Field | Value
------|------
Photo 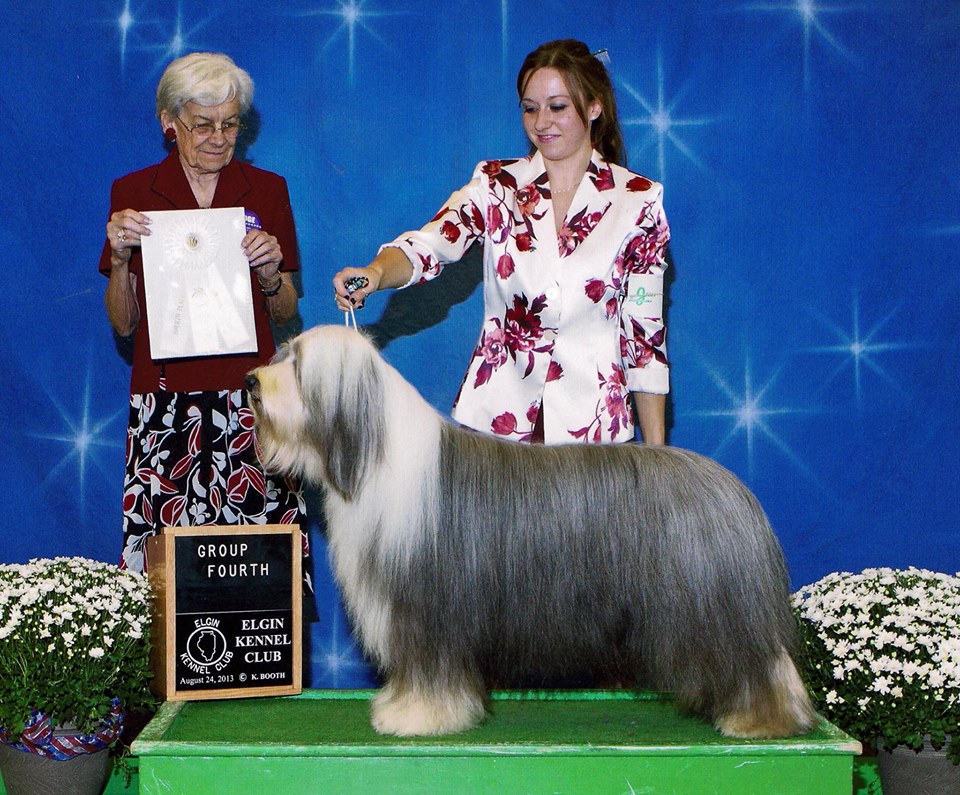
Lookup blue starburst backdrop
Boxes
[1,1,957,688]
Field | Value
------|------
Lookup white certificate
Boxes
[140,207,257,360]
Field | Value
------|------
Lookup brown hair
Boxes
[517,39,625,166]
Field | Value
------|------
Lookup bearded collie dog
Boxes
[246,325,816,738]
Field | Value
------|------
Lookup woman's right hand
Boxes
[107,209,151,263]
[333,266,381,311]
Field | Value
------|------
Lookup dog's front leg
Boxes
[371,670,487,736]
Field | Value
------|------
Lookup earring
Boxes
[164,127,176,142]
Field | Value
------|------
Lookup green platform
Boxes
[130,689,861,794]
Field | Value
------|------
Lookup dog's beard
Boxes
[248,361,315,481]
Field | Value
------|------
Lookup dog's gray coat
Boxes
[248,325,816,737]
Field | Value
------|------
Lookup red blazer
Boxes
[99,150,300,393]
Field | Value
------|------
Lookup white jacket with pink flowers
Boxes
[385,149,670,444]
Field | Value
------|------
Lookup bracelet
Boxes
[260,275,283,297]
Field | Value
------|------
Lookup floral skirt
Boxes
[120,389,309,588]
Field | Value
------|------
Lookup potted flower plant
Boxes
[793,566,960,794]
[0,557,154,794]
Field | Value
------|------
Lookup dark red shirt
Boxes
[99,150,300,393]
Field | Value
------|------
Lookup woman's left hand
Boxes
[243,229,283,282]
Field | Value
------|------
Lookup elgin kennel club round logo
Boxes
[181,617,234,674]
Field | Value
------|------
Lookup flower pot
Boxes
[877,736,960,795]
[0,742,110,795]
[0,701,124,795]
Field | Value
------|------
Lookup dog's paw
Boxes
[715,650,818,738]
[371,682,486,736]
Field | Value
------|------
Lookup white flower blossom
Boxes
[873,676,892,694]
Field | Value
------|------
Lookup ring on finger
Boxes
[117,230,126,242]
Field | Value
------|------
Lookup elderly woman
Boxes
[335,39,670,445]
[99,52,307,576]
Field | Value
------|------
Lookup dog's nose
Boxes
[244,372,259,391]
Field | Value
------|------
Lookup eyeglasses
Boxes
[174,116,246,140]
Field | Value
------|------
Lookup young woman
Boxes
[334,39,670,446]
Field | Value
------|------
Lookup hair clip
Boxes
[591,48,610,65]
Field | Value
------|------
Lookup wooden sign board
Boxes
[147,525,302,701]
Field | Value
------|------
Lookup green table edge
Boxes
[132,689,862,759]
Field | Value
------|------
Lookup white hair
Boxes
[247,325,817,739]
[156,52,253,117]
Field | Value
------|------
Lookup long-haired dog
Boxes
[246,325,816,738]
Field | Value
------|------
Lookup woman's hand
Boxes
[333,266,382,311]
[107,209,151,263]
[242,228,297,323]
[104,208,146,336]
[243,229,283,284]
[332,248,413,311]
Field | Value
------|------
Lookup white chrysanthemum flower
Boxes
[873,676,892,694]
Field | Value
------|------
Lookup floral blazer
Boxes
[386,150,670,444]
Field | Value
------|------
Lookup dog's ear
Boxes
[301,332,386,500]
